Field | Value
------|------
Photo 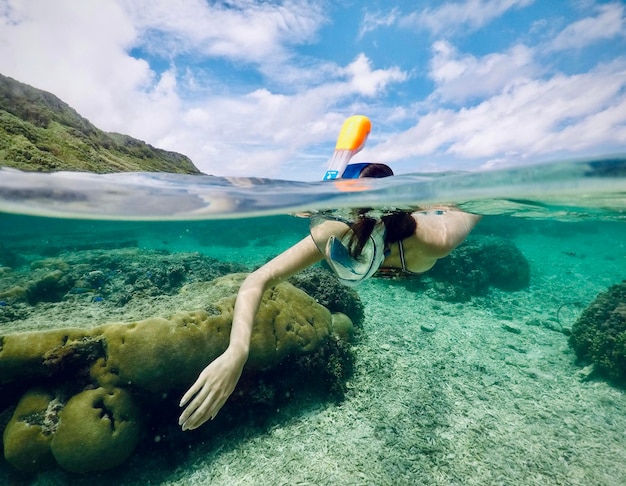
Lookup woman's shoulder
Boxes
[407,208,481,257]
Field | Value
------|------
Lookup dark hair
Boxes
[381,211,417,244]
[358,163,394,178]
[348,164,417,257]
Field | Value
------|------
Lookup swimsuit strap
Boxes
[374,240,422,279]
[398,239,408,272]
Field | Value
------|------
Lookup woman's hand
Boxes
[178,346,247,431]
[178,235,322,431]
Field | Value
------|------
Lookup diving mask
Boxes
[310,214,387,286]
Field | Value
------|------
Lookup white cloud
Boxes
[366,60,626,168]
[344,54,408,96]
[161,54,408,178]
[429,40,535,103]
[1,0,624,181]
[121,0,326,65]
[549,2,626,51]
[0,0,162,133]
[0,0,410,178]
[402,0,535,34]
[358,8,399,39]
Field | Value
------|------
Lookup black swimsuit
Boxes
[375,240,422,278]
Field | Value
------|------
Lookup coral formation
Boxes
[289,267,365,326]
[0,274,354,474]
[569,281,626,383]
[3,388,58,472]
[427,236,530,301]
[51,387,142,474]
[0,249,248,320]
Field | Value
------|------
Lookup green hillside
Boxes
[0,74,201,174]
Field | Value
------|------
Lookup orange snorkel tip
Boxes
[323,115,372,180]
[334,115,371,152]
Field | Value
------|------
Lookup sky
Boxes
[1,0,625,180]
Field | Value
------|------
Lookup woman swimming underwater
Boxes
[178,161,482,431]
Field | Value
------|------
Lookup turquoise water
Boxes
[1,159,625,485]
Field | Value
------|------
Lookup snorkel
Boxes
[315,115,388,286]
[323,115,371,181]
[324,221,387,286]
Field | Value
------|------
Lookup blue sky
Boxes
[1,0,625,180]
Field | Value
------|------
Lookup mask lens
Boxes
[310,213,386,286]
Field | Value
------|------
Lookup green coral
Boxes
[427,236,530,301]
[51,387,142,474]
[0,328,91,384]
[90,312,232,393]
[569,282,626,383]
[0,250,248,311]
[0,275,355,473]
[289,267,365,326]
[3,388,58,472]
[4,386,142,474]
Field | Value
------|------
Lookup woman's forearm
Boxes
[226,235,324,360]
[227,272,266,358]
[179,234,325,430]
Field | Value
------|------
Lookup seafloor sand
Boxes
[1,216,625,485]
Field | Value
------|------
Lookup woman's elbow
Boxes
[439,213,481,255]
[243,268,269,289]
[429,241,459,260]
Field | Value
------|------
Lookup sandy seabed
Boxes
[1,219,625,486]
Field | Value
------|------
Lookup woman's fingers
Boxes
[179,378,202,407]
[179,375,226,430]
[179,378,211,426]
[180,402,206,430]
[184,394,217,430]
[187,387,212,425]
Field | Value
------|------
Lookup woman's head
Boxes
[341,162,394,179]
[345,163,416,258]
[313,162,416,285]
[358,163,394,178]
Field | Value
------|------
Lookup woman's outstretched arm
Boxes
[178,233,325,431]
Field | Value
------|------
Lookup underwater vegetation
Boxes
[0,249,249,323]
[0,274,356,474]
[0,234,534,477]
[569,281,626,383]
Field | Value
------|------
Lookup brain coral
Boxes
[0,274,354,474]
[50,387,142,474]
[3,388,58,472]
